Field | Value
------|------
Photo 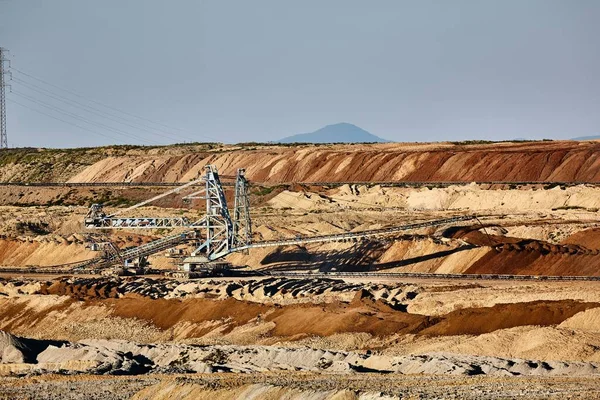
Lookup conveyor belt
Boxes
[233,215,476,251]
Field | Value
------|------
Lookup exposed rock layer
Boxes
[4,141,600,183]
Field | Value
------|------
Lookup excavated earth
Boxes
[1,140,600,183]
[62,141,600,183]
[4,141,600,398]
[4,276,600,398]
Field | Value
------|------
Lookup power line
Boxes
[8,98,127,145]
[11,90,158,145]
[10,90,159,145]
[10,66,221,142]
[0,47,9,148]
[11,76,192,143]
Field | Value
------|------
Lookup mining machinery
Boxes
[83,165,251,276]
[81,164,477,277]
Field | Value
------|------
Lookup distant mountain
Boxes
[572,135,600,140]
[277,123,390,144]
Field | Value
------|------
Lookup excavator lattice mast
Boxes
[83,165,251,268]
[191,165,234,260]
[232,168,252,250]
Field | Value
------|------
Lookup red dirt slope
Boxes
[65,141,600,183]
[451,227,600,277]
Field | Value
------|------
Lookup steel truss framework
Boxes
[232,168,252,250]
[81,164,478,271]
[84,165,252,262]
[192,165,234,259]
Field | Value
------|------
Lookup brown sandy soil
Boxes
[128,375,600,400]
[0,293,435,341]
[3,141,600,184]
[6,143,600,397]
[3,175,600,276]
[4,275,600,397]
[2,277,600,359]
[0,185,188,208]
[562,227,600,250]
[0,232,156,267]
[419,300,598,336]
[3,373,600,399]
[53,141,600,183]
[2,202,600,277]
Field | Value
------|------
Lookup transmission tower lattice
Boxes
[0,47,8,149]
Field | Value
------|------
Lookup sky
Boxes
[1,0,600,147]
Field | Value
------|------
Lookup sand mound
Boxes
[559,307,600,332]
[4,333,600,377]
[405,185,600,211]
[4,278,599,345]
[563,228,600,251]
[421,301,599,336]
[133,382,368,400]
[0,331,27,363]
[0,237,95,267]
[269,191,338,210]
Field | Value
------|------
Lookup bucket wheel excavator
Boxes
[82,165,252,277]
[80,164,478,278]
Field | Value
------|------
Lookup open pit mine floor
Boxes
[3,373,600,399]
[4,276,600,398]
[7,142,600,398]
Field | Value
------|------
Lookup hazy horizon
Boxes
[2,1,600,148]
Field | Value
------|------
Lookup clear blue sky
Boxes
[2,0,599,147]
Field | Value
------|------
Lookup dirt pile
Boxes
[244,230,600,277]
[4,373,600,400]
[420,301,599,336]
[441,227,600,276]
[462,247,600,276]
[32,276,419,307]
[559,308,600,332]
[0,237,94,267]
[0,331,67,367]
[170,277,419,306]
[39,277,181,300]
[401,184,600,211]
[562,228,600,250]
[6,277,600,379]
[3,331,600,378]
[2,277,599,346]
[267,184,600,213]
[0,331,28,363]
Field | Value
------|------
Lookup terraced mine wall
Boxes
[3,141,600,183]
